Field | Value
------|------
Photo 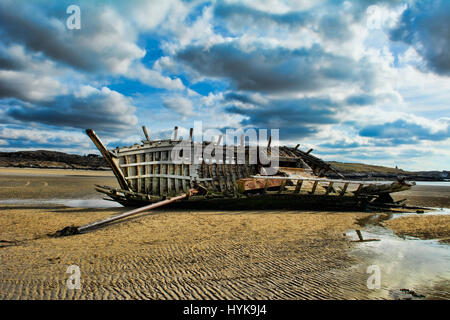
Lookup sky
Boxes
[0,0,448,171]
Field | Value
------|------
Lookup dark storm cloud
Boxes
[4,88,137,134]
[214,3,312,29]
[359,119,450,141]
[214,1,404,41]
[0,1,143,73]
[224,95,340,139]
[390,0,450,75]
[177,43,378,93]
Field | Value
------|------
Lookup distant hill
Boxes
[0,150,108,170]
[0,150,447,180]
[327,161,448,181]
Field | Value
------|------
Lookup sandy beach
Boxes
[0,168,449,299]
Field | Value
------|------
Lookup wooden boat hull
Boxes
[86,128,414,208]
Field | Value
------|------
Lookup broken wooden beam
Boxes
[325,181,334,195]
[294,180,303,193]
[78,189,196,233]
[310,180,319,194]
[86,129,130,191]
[340,182,349,196]
[142,126,150,141]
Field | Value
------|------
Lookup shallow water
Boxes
[0,198,123,208]
[414,181,450,187]
[388,207,450,220]
[348,212,450,299]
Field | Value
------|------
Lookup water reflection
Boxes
[348,224,450,299]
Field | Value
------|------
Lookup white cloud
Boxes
[0,70,65,102]
[127,63,185,90]
[162,95,194,117]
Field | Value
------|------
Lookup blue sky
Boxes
[0,0,448,170]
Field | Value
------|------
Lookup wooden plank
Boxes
[153,151,159,196]
[294,180,303,193]
[118,145,181,157]
[174,164,180,194]
[168,160,174,196]
[310,180,319,194]
[207,164,218,192]
[215,162,226,192]
[201,162,212,192]
[121,160,190,167]
[237,178,283,192]
[160,151,167,196]
[124,155,133,190]
[145,152,151,194]
[278,179,286,193]
[340,182,349,196]
[249,176,390,185]
[182,164,187,192]
[354,183,363,195]
[325,181,334,195]
[136,154,143,193]
[221,162,231,193]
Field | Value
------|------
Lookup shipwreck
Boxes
[53,126,415,235]
[86,126,414,209]
[50,126,414,236]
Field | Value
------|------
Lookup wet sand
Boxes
[0,168,449,299]
[392,184,450,208]
[384,215,450,243]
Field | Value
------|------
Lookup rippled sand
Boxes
[1,204,379,299]
[0,168,448,299]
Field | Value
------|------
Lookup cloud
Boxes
[214,2,312,30]
[127,63,185,90]
[0,70,64,102]
[319,140,365,149]
[359,118,450,142]
[5,86,138,134]
[162,95,194,117]
[0,126,90,150]
[0,1,145,74]
[0,0,448,170]
[224,94,340,139]
[177,42,378,93]
[389,0,450,75]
